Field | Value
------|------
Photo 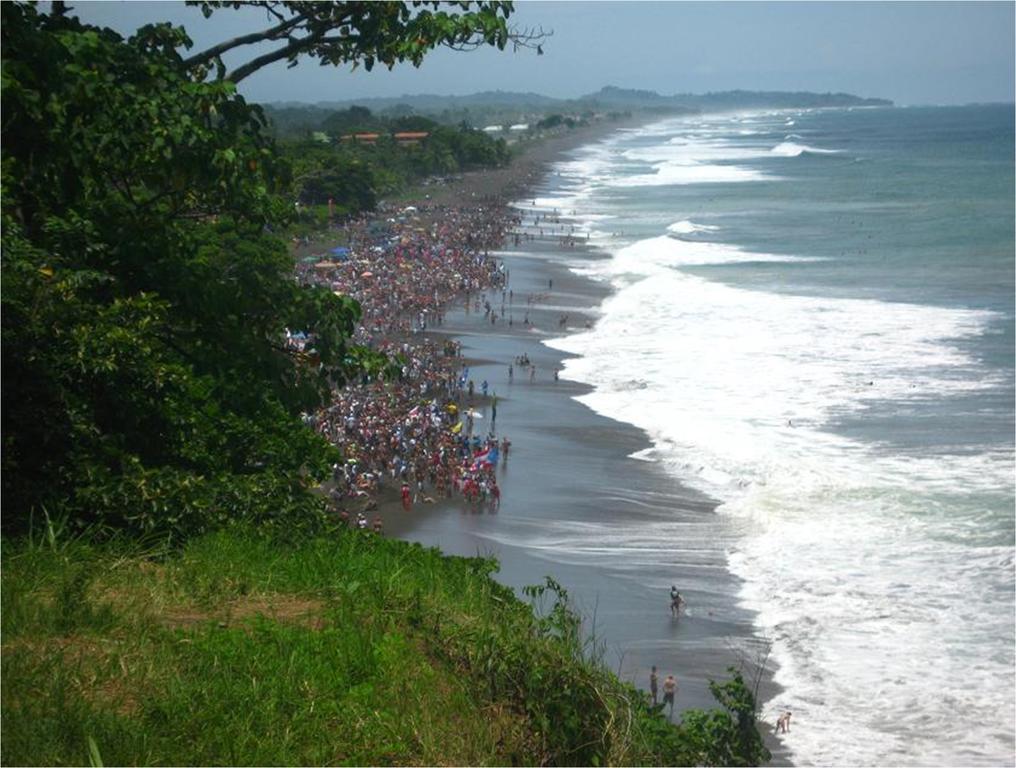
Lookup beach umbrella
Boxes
[360,271,374,278]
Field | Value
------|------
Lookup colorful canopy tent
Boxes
[330,246,351,260]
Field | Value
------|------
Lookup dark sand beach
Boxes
[384,239,777,712]
[364,123,786,755]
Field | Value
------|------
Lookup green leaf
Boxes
[86,735,104,768]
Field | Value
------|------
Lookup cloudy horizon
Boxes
[67,1,1015,107]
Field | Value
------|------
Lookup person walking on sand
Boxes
[650,666,659,706]
[401,482,412,511]
[663,674,677,719]
[670,586,684,617]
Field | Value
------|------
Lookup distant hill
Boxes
[267,86,892,116]
[262,86,892,137]
[578,85,893,109]
[577,85,675,105]
[274,89,562,113]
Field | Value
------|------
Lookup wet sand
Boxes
[382,245,782,717]
[367,125,789,761]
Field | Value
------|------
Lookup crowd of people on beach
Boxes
[309,345,507,517]
[292,200,521,530]
[294,204,518,340]
[286,192,592,533]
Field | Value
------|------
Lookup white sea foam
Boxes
[608,163,772,186]
[579,235,819,281]
[546,260,1012,765]
[576,117,795,187]
[771,141,842,157]
[667,220,720,235]
[532,109,1014,766]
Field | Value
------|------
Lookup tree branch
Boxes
[226,25,546,84]
[263,4,288,23]
[225,38,315,84]
[181,11,307,70]
[209,5,550,86]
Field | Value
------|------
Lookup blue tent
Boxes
[330,246,351,260]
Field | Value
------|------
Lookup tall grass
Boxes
[2,526,766,766]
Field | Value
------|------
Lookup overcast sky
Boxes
[69,1,1015,106]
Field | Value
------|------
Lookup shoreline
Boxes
[292,102,1016,768]
[367,117,635,537]
[379,120,789,760]
[302,115,788,762]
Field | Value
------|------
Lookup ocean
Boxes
[537,104,1015,766]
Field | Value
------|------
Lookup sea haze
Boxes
[542,104,1015,766]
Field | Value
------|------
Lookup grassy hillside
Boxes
[2,524,768,766]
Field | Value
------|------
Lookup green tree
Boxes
[678,668,772,766]
[537,113,564,129]
[181,1,546,83]
[320,105,380,136]
[297,156,377,210]
[1,1,541,538]
[392,114,440,132]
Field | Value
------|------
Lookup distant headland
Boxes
[262,86,892,139]
[270,85,893,112]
